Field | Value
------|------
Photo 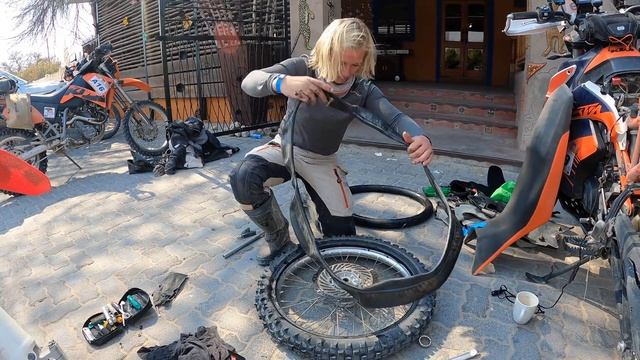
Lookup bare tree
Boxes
[1,52,42,73]
[8,0,83,41]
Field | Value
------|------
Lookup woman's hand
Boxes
[402,131,433,166]
[628,163,640,183]
[280,76,333,105]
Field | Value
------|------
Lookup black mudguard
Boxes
[472,85,573,275]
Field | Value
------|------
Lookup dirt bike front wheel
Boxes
[0,128,48,196]
[123,100,169,156]
[256,235,435,359]
[102,104,122,140]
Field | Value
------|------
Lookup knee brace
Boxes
[229,155,290,207]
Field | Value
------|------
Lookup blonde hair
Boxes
[308,18,376,82]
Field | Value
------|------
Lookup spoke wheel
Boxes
[123,100,169,156]
[256,235,435,359]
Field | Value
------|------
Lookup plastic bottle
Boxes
[250,133,263,139]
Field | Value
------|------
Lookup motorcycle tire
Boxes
[350,184,434,229]
[101,104,122,140]
[256,235,435,360]
[123,100,169,156]
[0,128,48,196]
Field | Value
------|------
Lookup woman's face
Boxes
[336,48,365,84]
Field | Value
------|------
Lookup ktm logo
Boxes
[573,103,602,117]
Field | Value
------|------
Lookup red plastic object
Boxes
[0,149,51,195]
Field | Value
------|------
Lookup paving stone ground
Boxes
[0,132,621,359]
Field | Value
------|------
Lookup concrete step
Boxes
[377,81,517,108]
[375,81,518,140]
[415,116,518,140]
[343,119,524,166]
[390,95,517,123]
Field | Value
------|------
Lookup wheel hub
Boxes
[316,263,374,306]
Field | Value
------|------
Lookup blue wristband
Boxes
[274,74,285,94]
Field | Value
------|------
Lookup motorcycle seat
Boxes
[0,78,17,94]
[29,83,69,105]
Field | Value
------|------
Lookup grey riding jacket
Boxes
[241,56,425,156]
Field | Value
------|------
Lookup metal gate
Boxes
[158,0,290,135]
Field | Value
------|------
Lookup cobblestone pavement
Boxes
[0,132,621,359]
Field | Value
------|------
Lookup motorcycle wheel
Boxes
[0,128,48,196]
[123,100,169,156]
[256,235,435,359]
[101,104,122,140]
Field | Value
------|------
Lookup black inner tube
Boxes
[350,184,433,229]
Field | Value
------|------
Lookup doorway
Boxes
[440,0,487,83]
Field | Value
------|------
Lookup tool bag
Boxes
[81,288,153,346]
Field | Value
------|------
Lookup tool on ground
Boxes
[449,349,479,360]
[223,231,265,259]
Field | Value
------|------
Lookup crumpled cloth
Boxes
[137,325,244,360]
[152,272,188,306]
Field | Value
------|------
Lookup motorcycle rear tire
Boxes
[256,235,435,359]
[0,128,48,196]
[123,100,169,156]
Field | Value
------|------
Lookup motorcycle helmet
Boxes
[184,116,204,138]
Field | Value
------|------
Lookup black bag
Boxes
[82,288,153,346]
[580,13,639,44]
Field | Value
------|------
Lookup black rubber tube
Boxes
[350,184,434,229]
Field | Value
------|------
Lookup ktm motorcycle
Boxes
[472,1,640,358]
[63,61,121,140]
[0,43,169,194]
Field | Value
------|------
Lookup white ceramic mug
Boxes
[512,291,539,325]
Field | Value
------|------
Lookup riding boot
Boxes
[244,195,293,266]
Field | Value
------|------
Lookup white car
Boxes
[0,70,64,94]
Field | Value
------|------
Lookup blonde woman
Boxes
[230,18,433,265]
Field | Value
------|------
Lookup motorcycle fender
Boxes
[472,85,573,275]
[119,78,151,93]
[0,149,51,195]
[546,65,576,98]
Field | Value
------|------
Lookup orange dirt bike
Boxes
[473,1,640,358]
[0,43,169,189]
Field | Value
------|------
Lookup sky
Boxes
[0,2,94,66]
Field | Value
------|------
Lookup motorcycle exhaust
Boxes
[68,115,101,125]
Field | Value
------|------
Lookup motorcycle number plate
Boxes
[88,75,109,96]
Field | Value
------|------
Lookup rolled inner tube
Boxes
[350,184,433,229]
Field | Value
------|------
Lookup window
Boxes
[372,0,416,41]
